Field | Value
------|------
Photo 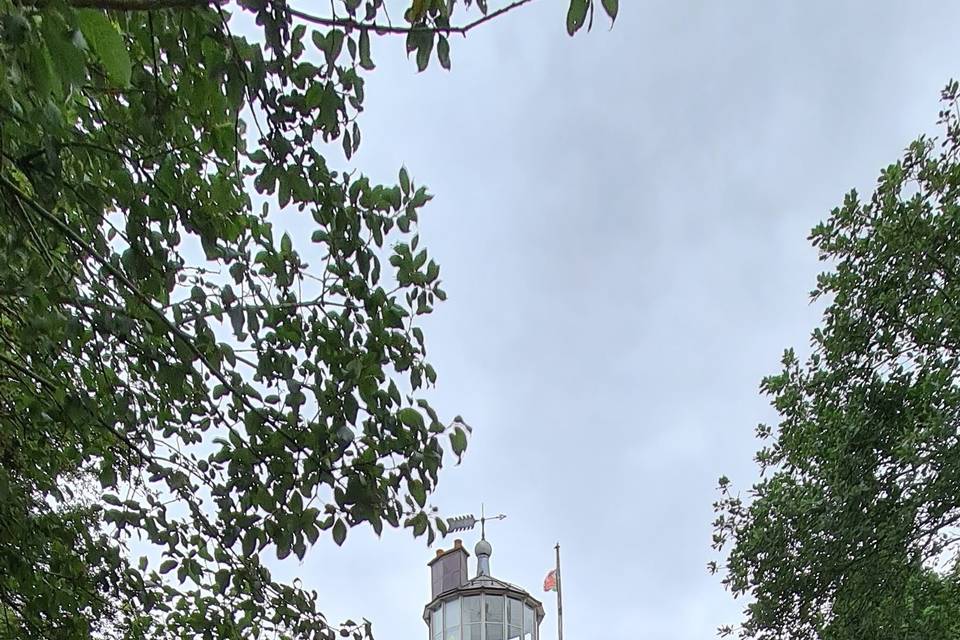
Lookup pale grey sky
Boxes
[256,2,960,638]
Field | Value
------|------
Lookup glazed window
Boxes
[431,607,442,640]
[523,605,535,640]
[507,598,522,640]
[444,599,461,640]
[483,595,503,623]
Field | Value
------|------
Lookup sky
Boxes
[251,2,960,639]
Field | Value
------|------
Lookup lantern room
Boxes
[423,538,543,640]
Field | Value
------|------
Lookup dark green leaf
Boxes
[449,427,468,458]
[601,0,618,22]
[397,407,424,429]
[437,36,451,70]
[359,29,374,70]
[333,519,346,546]
[409,479,426,507]
[566,0,589,35]
[77,10,131,87]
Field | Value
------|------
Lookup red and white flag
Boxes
[543,569,558,592]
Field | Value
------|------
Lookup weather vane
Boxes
[444,504,506,539]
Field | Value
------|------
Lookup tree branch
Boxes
[288,0,536,36]
[27,0,536,29]
[63,0,214,8]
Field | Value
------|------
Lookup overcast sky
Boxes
[256,2,960,638]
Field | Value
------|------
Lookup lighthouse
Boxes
[423,537,544,640]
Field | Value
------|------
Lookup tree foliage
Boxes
[0,0,616,638]
[714,80,960,640]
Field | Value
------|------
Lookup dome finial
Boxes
[475,536,492,576]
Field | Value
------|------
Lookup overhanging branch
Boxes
[64,0,214,8]
[289,0,536,36]
[41,0,536,36]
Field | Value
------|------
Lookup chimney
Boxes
[427,539,470,598]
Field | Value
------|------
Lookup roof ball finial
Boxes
[475,537,492,577]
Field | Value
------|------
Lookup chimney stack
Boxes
[427,540,470,598]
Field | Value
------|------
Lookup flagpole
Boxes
[555,543,563,640]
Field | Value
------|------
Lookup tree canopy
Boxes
[713,80,960,640]
[0,0,616,638]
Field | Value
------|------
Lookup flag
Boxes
[543,569,558,592]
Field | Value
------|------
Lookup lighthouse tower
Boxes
[423,537,544,640]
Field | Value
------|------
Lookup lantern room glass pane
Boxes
[464,596,482,624]
[445,600,461,628]
[431,607,442,640]
[486,624,504,640]
[484,595,503,623]
[464,624,482,640]
[523,605,534,640]
[507,599,522,627]
[508,626,522,640]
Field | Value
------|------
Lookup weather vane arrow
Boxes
[444,504,505,538]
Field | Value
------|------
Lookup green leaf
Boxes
[409,479,426,507]
[99,465,117,489]
[412,512,427,536]
[566,0,589,36]
[449,427,468,458]
[333,519,347,546]
[359,29,374,70]
[290,491,303,513]
[27,41,59,99]
[159,559,177,574]
[414,33,434,72]
[304,82,324,109]
[437,36,451,70]
[397,407,424,429]
[229,306,245,336]
[601,0,618,22]
[41,17,85,89]
[215,569,230,594]
[77,10,131,87]
[293,540,307,559]
[103,493,122,506]
[326,29,345,66]
[242,530,257,556]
